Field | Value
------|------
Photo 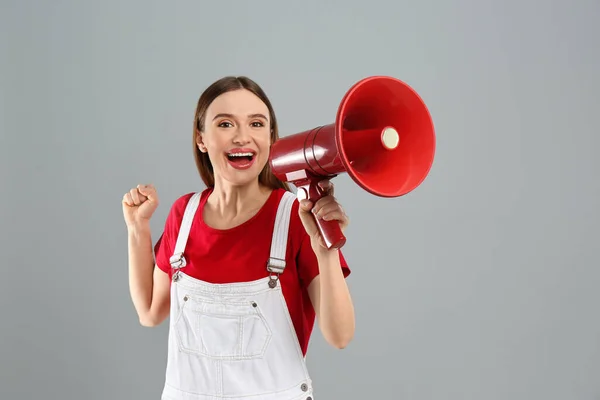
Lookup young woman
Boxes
[122,76,355,400]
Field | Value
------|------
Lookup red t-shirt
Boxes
[153,187,351,356]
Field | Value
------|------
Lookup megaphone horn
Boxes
[269,76,436,249]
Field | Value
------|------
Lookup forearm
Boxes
[127,222,156,321]
[315,250,355,348]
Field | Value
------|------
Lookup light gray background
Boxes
[1,0,599,399]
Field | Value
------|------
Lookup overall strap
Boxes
[267,190,296,288]
[169,192,202,275]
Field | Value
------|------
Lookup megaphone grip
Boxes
[314,216,347,250]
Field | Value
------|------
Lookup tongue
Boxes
[229,156,250,165]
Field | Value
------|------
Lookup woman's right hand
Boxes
[122,184,160,229]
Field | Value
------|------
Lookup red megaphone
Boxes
[269,76,436,249]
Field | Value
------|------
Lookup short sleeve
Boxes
[296,230,351,290]
[154,233,171,274]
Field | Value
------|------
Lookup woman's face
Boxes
[198,89,272,187]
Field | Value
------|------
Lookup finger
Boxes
[298,200,318,233]
[129,189,141,205]
[298,199,314,212]
[131,188,149,205]
[314,202,343,219]
[311,195,337,215]
[320,210,347,222]
[123,192,134,207]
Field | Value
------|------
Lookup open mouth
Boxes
[226,151,256,169]
[227,152,254,162]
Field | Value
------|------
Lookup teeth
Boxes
[228,152,254,157]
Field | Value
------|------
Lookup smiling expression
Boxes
[196,89,272,187]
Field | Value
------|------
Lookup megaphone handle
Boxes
[314,213,347,250]
[297,179,347,250]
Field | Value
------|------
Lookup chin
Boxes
[220,156,267,186]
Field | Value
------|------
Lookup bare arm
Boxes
[298,180,355,349]
[127,222,171,327]
[307,250,355,349]
[123,183,170,327]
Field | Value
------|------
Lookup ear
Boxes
[195,131,207,153]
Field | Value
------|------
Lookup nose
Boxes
[232,125,252,145]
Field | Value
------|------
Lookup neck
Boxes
[206,178,272,221]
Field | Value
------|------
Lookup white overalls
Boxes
[161,191,314,400]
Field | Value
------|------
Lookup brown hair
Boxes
[193,76,290,192]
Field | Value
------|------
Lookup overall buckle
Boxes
[266,257,285,288]
[169,253,187,282]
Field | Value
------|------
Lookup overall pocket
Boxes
[173,293,272,361]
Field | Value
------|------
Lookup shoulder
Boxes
[153,188,211,269]
[164,189,211,225]
[170,189,210,212]
[268,188,313,258]
[283,190,306,237]
[257,188,306,248]
[169,192,195,214]
[269,188,303,228]
[156,188,210,240]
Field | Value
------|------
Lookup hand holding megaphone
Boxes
[297,179,350,250]
[269,76,436,250]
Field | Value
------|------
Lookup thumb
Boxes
[137,184,153,201]
[298,199,314,213]
[298,199,318,234]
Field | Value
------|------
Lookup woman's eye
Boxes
[251,121,264,127]
[218,121,233,128]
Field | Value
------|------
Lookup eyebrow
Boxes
[212,113,268,121]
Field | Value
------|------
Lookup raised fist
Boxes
[122,184,159,228]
